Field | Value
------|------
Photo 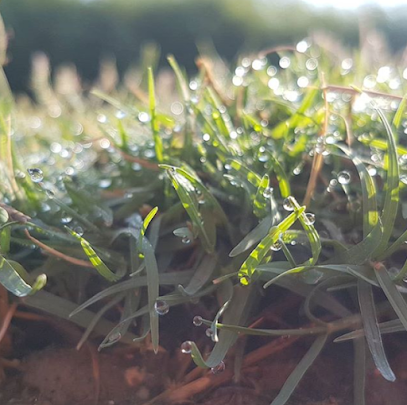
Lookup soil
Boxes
[1,299,407,405]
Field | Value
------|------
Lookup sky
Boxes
[307,0,407,9]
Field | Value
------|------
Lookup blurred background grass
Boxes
[1,0,407,92]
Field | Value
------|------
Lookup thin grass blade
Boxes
[271,334,327,405]
[357,279,396,381]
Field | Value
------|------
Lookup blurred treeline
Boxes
[1,0,407,92]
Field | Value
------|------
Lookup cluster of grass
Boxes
[2,17,407,404]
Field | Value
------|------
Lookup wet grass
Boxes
[1,21,407,404]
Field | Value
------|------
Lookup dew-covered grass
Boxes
[2,20,407,404]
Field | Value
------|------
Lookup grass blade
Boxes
[271,334,327,405]
[66,227,122,282]
[161,164,215,253]
[357,279,396,381]
[230,215,272,257]
[138,206,158,255]
[253,174,270,219]
[178,253,217,296]
[375,108,399,255]
[142,237,160,353]
[148,67,164,162]
[375,262,407,332]
[238,205,304,285]
[0,256,46,297]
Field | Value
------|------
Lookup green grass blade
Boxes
[230,215,272,257]
[267,154,291,198]
[178,253,217,296]
[228,159,261,188]
[375,263,407,332]
[328,220,383,265]
[66,227,122,282]
[336,145,378,237]
[199,319,326,336]
[375,108,399,254]
[148,67,164,162]
[141,237,160,353]
[175,166,228,224]
[138,206,158,256]
[271,334,328,405]
[25,290,137,343]
[190,284,252,368]
[392,96,406,130]
[161,164,215,253]
[0,256,46,297]
[167,55,190,102]
[253,174,270,219]
[238,205,304,285]
[70,270,193,316]
[353,337,366,405]
[357,279,395,381]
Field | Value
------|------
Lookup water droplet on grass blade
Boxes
[271,241,282,251]
[115,110,126,119]
[45,189,55,199]
[97,114,107,123]
[108,331,122,343]
[138,112,150,123]
[211,361,225,374]
[74,226,84,236]
[283,198,294,211]
[154,300,169,316]
[61,216,72,224]
[306,58,318,71]
[15,170,26,179]
[263,187,272,198]
[279,57,290,69]
[193,316,203,326]
[337,171,351,185]
[181,341,193,354]
[27,168,43,183]
[181,236,191,244]
[304,213,315,225]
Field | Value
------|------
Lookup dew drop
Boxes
[181,236,191,244]
[337,171,351,185]
[263,187,272,199]
[205,328,214,339]
[368,166,377,176]
[45,189,55,199]
[154,300,169,316]
[108,331,122,343]
[97,114,107,124]
[74,226,84,236]
[203,133,211,142]
[283,198,294,211]
[271,240,282,251]
[293,163,303,176]
[99,179,112,188]
[304,213,316,225]
[115,110,126,119]
[27,168,44,183]
[14,170,26,180]
[211,361,225,374]
[306,58,318,71]
[181,341,193,354]
[193,316,203,326]
[279,57,291,69]
[138,112,150,123]
[61,216,73,224]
